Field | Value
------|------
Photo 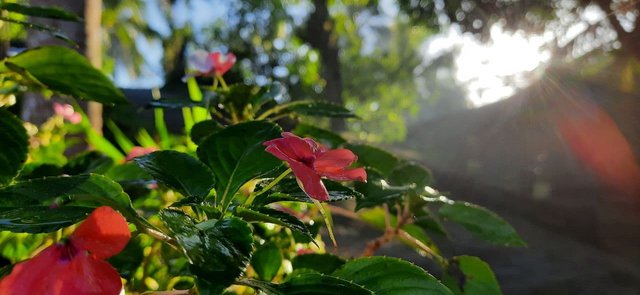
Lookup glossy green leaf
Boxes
[241,272,372,295]
[251,243,282,281]
[197,121,283,208]
[0,46,125,104]
[134,151,215,201]
[255,178,362,206]
[443,256,503,295]
[160,210,253,294]
[0,3,82,21]
[292,123,346,148]
[0,206,92,233]
[190,120,224,145]
[0,174,133,210]
[438,202,526,247]
[234,206,313,241]
[276,100,357,118]
[354,170,413,210]
[346,144,399,175]
[292,253,345,275]
[0,108,28,187]
[332,257,453,295]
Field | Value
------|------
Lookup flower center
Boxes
[58,242,80,262]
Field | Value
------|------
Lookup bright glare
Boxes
[424,25,551,107]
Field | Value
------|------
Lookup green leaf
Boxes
[443,256,503,295]
[275,100,357,118]
[354,169,414,210]
[0,3,82,21]
[0,46,126,104]
[292,253,345,275]
[388,162,432,188]
[251,82,285,108]
[0,108,28,187]
[63,151,114,175]
[346,144,399,175]
[254,178,362,206]
[190,120,224,145]
[241,272,373,295]
[234,206,313,241]
[292,123,346,148]
[197,121,283,208]
[134,151,215,201]
[147,98,205,108]
[0,206,92,233]
[332,257,453,295]
[438,202,526,247]
[251,243,282,281]
[160,210,253,295]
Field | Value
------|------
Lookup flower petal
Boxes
[210,52,236,75]
[264,132,316,162]
[70,206,131,260]
[319,167,367,182]
[0,245,66,295]
[313,149,358,173]
[289,161,330,201]
[188,49,214,74]
[51,252,123,295]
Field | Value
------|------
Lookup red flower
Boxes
[0,206,131,295]
[263,132,366,201]
[187,50,236,76]
[210,52,236,75]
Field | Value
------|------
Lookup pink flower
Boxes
[125,146,158,161]
[263,132,366,201]
[188,50,236,76]
[0,206,131,295]
[53,102,81,124]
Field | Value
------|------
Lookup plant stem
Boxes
[244,168,292,206]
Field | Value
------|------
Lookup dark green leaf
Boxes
[108,236,145,279]
[0,108,28,187]
[292,123,346,148]
[190,120,224,145]
[354,169,414,210]
[0,3,82,21]
[443,256,503,295]
[438,202,526,247]
[276,100,357,118]
[0,18,76,45]
[64,151,114,175]
[346,144,399,175]
[255,178,362,206]
[388,162,432,188]
[292,253,345,275]
[0,206,91,233]
[160,210,253,294]
[332,257,453,295]
[134,151,214,201]
[234,206,313,241]
[251,243,282,281]
[241,272,372,295]
[147,98,205,108]
[1,46,126,104]
[197,121,283,208]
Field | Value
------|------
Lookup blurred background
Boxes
[3,0,640,294]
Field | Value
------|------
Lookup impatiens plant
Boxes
[0,8,524,294]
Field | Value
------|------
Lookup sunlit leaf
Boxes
[0,108,28,187]
[0,46,125,104]
[332,257,453,295]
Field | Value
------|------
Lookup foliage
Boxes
[0,16,524,295]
